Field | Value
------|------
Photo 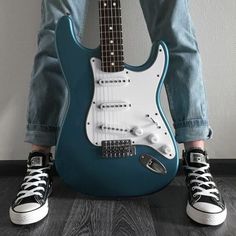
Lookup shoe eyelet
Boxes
[192,187,195,191]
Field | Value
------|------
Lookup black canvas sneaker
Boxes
[9,151,53,225]
[182,147,227,226]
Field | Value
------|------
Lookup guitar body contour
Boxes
[54,16,179,197]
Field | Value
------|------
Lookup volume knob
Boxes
[161,145,172,154]
[132,127,144,136]
[148,134,159,144]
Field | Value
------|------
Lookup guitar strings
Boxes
[99,0,105,145]
[114,0,118,141]
[110,0,114,143]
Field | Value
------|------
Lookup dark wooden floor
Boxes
[0,175,235,236]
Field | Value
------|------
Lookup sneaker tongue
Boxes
[30,155,44,168]
[28,151,50,168]
[186,148,208,167]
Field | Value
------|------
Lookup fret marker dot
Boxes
[113,2,116,6]
[110,40,114,43]
[104,3,107,7]
[109,26,113,30]
[111,52,114,55]
[111,62,115,66]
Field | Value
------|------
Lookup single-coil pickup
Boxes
[99,102,131,111]
[100,125,130,134]
[98,78,130,87]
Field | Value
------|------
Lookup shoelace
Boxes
[15,165,50,204]
[184,162,219,200]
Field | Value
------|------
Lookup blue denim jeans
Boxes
[24,0,213,146]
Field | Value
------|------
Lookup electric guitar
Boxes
[54,0,179,197]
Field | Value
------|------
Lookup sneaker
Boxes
[182,147,227,226]
[9,151,53,225]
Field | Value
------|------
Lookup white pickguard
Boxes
[86,44,175,159]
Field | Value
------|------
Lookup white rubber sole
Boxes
[186,201,227,226]
[9,199,49,225]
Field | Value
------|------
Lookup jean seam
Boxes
[174,119,209,129]
[27,130,57,133]
[27,123,59,128]
[184,0,200,52]
[78,0,90,40]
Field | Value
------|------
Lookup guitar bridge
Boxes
[101,139,136,158]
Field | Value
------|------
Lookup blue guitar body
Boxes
[54,15,179,197]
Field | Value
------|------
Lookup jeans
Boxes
[24,0,213,146]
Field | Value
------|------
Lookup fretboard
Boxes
[98,0,124,72]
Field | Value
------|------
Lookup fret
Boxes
[101,63,124,69]
[101,49,124,54]
[100,41,123,46]
[102,65,124,68]
[99,20,122,27]
[101,50,124,54]
[100,32,123,39]
[102,64,124,68]
[102,60,125,64]
[99,16,122,24]
[101,53,124,58]
[99,8,121,16]
[101,57,124,60]
[100,30,121,35]
[101,61,124,64]
[100,7,121,9]
[99,26,122,32]
[99,15,121,19]
[99,0,121,8]
[101,48,124,51]
[101,69,124,73]
[101,67,124,71]
[99,22,122,27]
[99,23,122,26]
[101,56,124,60]
[101,43,123,47]
[101,52,124,57]
[102,63,125,67]
[102,50,124,54]
[100,55,124,61]
[99,11,121,19]
[102,60,124,64]
[101,65,124,70]
[100,40,123,45]
[102,60,124,63]
[101,47,124,52]
[101,63,124,67]
[101,38,123,43]
[99,0,124,72]
[102,59,124,63]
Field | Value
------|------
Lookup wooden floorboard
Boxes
[0,176,235,236]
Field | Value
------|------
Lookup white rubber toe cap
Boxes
[193,202,222,213]
[14,203,41,213]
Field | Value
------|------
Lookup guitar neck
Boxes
[98,0,124,72]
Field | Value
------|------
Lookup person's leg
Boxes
[24,0,90,152]
[139,0,226,226]
[10,0,90,225]
[184,140,204,150]
[139,0,212,145]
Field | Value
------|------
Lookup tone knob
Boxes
[161,145,172,154]
[148,134,159,144]
[132,127,144,136]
